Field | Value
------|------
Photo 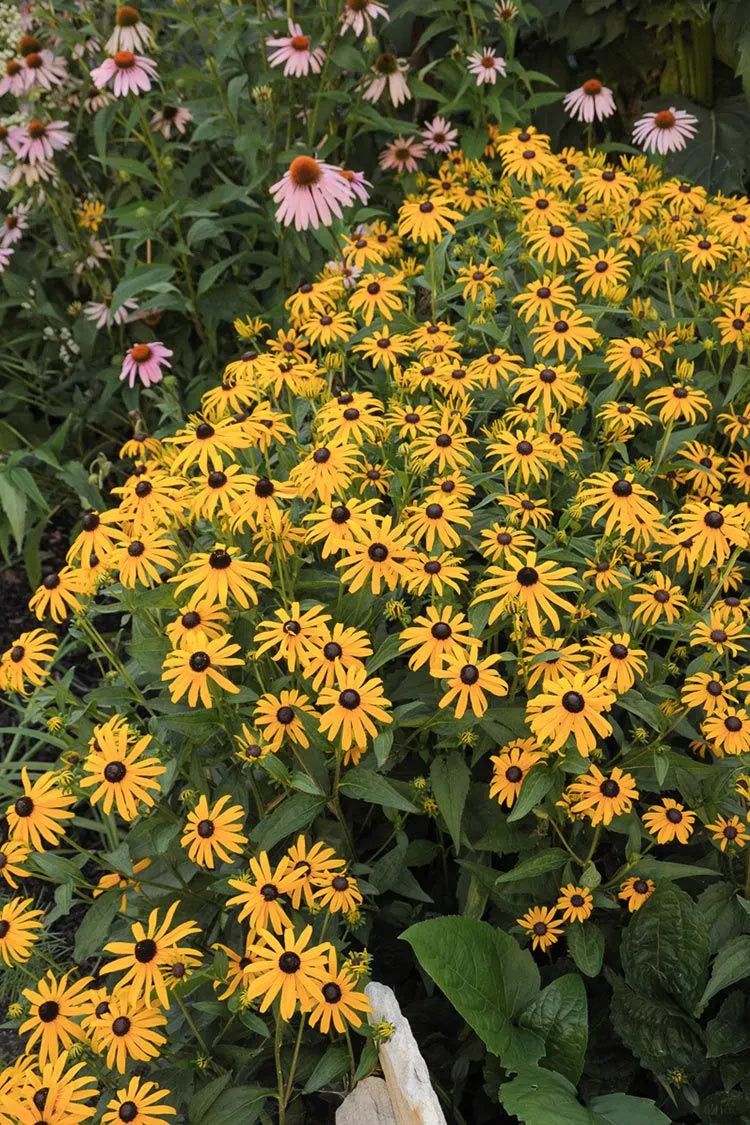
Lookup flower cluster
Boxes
[4,119,750,1115]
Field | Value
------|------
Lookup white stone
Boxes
[336,1076,396,1124]
[365,981,447,1125]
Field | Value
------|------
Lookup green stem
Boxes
[283,1015,307,1105]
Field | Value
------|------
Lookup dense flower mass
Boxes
[2,3,750,1101]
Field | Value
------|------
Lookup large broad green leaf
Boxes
[609,975,705,1080]
[498,1066,591,1124]
[250,794,324,853]
[567,923,604,978]
[194,1086,268,1125]
[698,935,750,1011]
[401,917,543,1070]
[520,974,588,1084]
[340,768,417,813]
[430,752,470,851]
[589,1093,670,1124]
[619,884,709,1011]
[706,993,750,1058]
[74,890,120,962]
[495,848,568,884]
[111,264,175,313]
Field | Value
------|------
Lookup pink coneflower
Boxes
[85,90,112,113]
[84,297,139,329]
[421,116,458,154]
[0,123,11,157]
[150,105,193,138]
[120,341,172,388]
[632,107,698,154]
[363,54,410,106]
[267,21,325,78]
[0,57,26,97]
[339,168,370,205]
[1,203,30,248]
[468,48,506,86]
[0,246,14,273]
[563,78,616,123]
[22,49,67,91]
[7,158,57,189]
[270,155,354,231]
[91,51,158,97]
[326,258,362,290]
[339,0,388,37]
[379,136,426,173]
[105,6,153,54]
[8,120,71,165]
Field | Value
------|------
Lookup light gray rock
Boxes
[336,1076,396,1124]
[365,981,447,1125]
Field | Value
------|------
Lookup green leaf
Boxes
[0,472,27,549]
[430,752,470,850]
[401,916,543,1069]
[698,934,750,1010]
[341,768,417,813]
[507,768,553,822]
[197,253,244,295]
[589,1093,670,1124]
[250,794,324,853]
[111,265,175,313]
[609,975,705,1079]
[499,1066,591,1125]
[620,884,709,1011]
[302,1046,349,1092]
[74,890,120,962]
[706,993,750,1058]
[520,974,588,1084]
[193,1085,268,1125]
[567,923,604,978]
[188,1074,232,1123]
[495,848,568,885]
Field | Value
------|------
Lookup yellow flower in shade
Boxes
[405,551,469,597]
[517,905,564,951]
[706,814,749,851]
[253,688,316,750]
[671,499,748,568]
[489,740,543,808]
[498,492,553,528]
[714,302,750,350]
[0,897,44,966]
[242,925,331,1020]
[585,633,647,694]
[630,575,688,626]
[604,337,662,385]
[93,858,152,912]
[318,666,392,751]
[165,603,229,651]
[161,633,243,708]
[400,498,472,550]
[91,994,167,1074]
[472,551,578,634]
[702,709,750,755]
[642,799,696,844]
[435,652,509,719]
[301,624,373,691]
[456,260,500,302]
[618,876,655,911]
[557,884,593,924]
[348,271,407,324]
[335,515,414,594]
[20,971,92,1065]
[226,851,302,933]
[253,602,331,672]
[1,629,57,695]
[66,508,125,569]
[526,673,615,757]
[566,765,639,826]
[6,768,76,852]
[22,1051,99,1124]
[512,274,576,323]
[681,673,737,714]
[171,545,272,609]
[303,497,381,558]
[28,567,87,623]
[289,442,362,503]
[398,605,481,673]
[212,941,257,1000]
[80,726,164,821]
[523,637,588,691]
[307,948,371,1033]
[0,838,32,890]
[645,383,711,425]
[397,195,460,242]
[410,410,477,473]
[181,795,248,869]
[101,901,201,1009]
[164,415,245,473]
[530,309,599,360]
[524,222,589,266]
[285,836,345,909]
[101,1077,177,1125]
[576,248,630,297]
[690,614,749,657]
[575,472,662,544]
